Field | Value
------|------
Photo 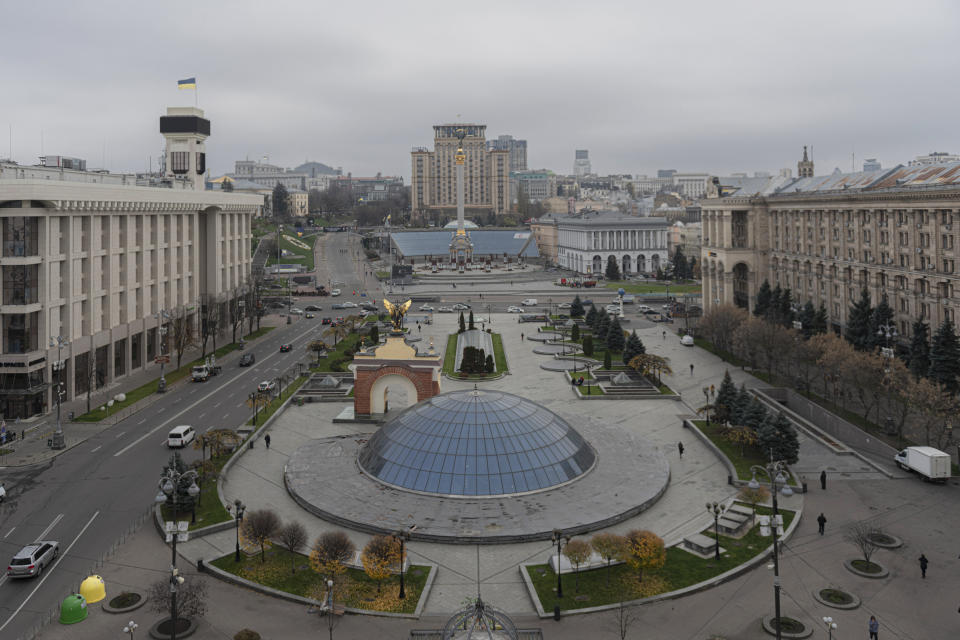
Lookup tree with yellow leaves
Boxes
[628,353,673,384]
[309,530,356,578]
[591,532,628,585]
[362,535,400,594]
[624,530,665,583]
[562,539,592,592]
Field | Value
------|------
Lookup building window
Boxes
[170,151,189,174]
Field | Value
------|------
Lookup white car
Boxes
[438,306,454,313]
[681,335,695,346]
[507,306,524,313]
[605,304,621,314]
[257,380,277,394]
[331,289,342,297]
[452,303,471,310]
[290,307,304,315]
[637,304,652,312]
[342,301,358,308]
[419,305,435,312]
[557,302,572,309]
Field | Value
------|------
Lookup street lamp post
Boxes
[551,528,570,599]
[393,530,411,599]
[49,336,69,450]
[326,578,335,640]
[822,616,837,640]
[227,499,246,562]
[877,322,897,360]
[155,310,170,393]
[748,455,794,640]
[155,467,199,640]
[706,501,726,561]
[123,620,139,639]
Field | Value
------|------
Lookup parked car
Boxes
[331,289,342,296]
[637,304,652,312]
[557,302,572,309]
[331,303,346,310]
[239,353,255,367]
[0,482,6,502]
[605,304,621,314]
[7,541,59,578]
[452,303,471,310]
[342,301,358,308]
[257,380,277,394]
[438,306,454,313]
[167,425,196,448]
[305,305,322,311]
[419,305,435,312]
[280,343,292,352]
[507,306,524,313]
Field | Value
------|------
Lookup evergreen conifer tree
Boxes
[731,383,751,425]
[768,285,783,323]
[812,304,829,335]
[468,310,475,331]
[586,304,598,328]
[606,317,625,353]
[672,247,688,280]
[928,318,960,393]
[458,312,466,334]
[754,280,773,318]
[758,412,800,464]
[622,331,645,365]
[595,313,611,344]
[867,295,894,350]
[797,301,816,338]
[603,350,612,370]
[844,288,873,350]
[571,323,580,342]
[743,397,769,430]
[714,370,737,423]
[582,334,594,357]
[570,295,585,318]
[778,288,794,328]
[908,320,930,379]
[605,255,621,280]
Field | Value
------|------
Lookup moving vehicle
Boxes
[257,380,277,394]
[507,305,524,313]
[522,298,538,306]
[7,541,59,578]
[290,308,304,315]
[322,317,332,325]
[280,343,292,352]
[331,289,342,296]
[191,365,211,382]
[605,304,621,314]
[331,303,346,310]
[680,335,695,346]
[305,313,315,319]
[438,306,454,313]
[0,482,6,502]
[894,446,951,482]
[518,313,548,323]
[305,305,322,311]
[167,425,196,448]
[557,302,572,310]
[360,302,377,311]
[419,305,435,312]
[342,301,358,308]
[239,353,255,367]
[638,304,652,312]
[621,294,635,304]
[452,303,471,310]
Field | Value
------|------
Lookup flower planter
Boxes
[843,558,889,579]
[761,615,812,638]
[813,587,861,610]
[149,616,198,639]
[102,590,147,614]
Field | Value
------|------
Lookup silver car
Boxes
[7,540,59,578]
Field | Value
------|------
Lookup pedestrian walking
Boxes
[520,333,524,341]
[662,330,666,340]
[678,442,684,458]
[689,363,694,376]
[817,512,826,535]
[919,553,928,578]
[869,616,879,640]
[417,323,421,333]
[265,434,271,449]
[820,470,827,490]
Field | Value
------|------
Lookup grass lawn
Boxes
[527,506,795,610]
[605,281,701,295]
[249,375,308,426]
[375,271,390,279]
[266,233,316,272]
[310,332,363,371]
[211,549,429,614]
[566,370,595,381]
[74,327,276,422]
[691,420,797,485]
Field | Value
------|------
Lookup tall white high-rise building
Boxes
[573,149,592,177]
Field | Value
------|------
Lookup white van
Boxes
[167,425,196,448]
[522,298,538,306]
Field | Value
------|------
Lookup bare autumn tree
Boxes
[310,531,356,577]
[149,577,208,621]
[229,286,248,345]
[241,509,282,562]
[909,376,960,449]
[844,522,882,567]
[168,305,197,369]
[699,305,748,355]
[732,315,764,371]
[608,600,642,640]
[278,521,309,574]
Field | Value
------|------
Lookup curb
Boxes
[201,560,437,619]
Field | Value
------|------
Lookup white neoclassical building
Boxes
[0,106,263,419]
[555,211,670,276]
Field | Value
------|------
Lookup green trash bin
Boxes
[59,593,88,624]
[297,397,304,407]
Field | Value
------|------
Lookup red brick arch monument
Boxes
[352,334,441,416]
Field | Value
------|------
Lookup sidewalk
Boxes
[0,316,284,468]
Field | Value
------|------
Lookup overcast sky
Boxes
[4,1,958,181]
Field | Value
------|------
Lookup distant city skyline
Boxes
[5,1,958,183]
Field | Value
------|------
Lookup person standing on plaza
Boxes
[820,470,827,490]
[678,442,684,458]
[868,616,879,639]
[919,553,928,578]
[689,363,694,376]
[817,512,826,535]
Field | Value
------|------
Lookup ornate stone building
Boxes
[702,152,960,339]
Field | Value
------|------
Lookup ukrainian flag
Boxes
[177,77,197,89]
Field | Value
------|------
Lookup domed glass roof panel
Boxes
[358,389,595,497]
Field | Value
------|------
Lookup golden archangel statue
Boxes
[382,298,412,331]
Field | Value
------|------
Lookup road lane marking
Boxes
[137,418,147,425]
[114,322,317,457]
[4,527,15,538]
[0,511,100,634]
[115,431,126,438]
[37,514,64,540]
[91,445,102,453]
